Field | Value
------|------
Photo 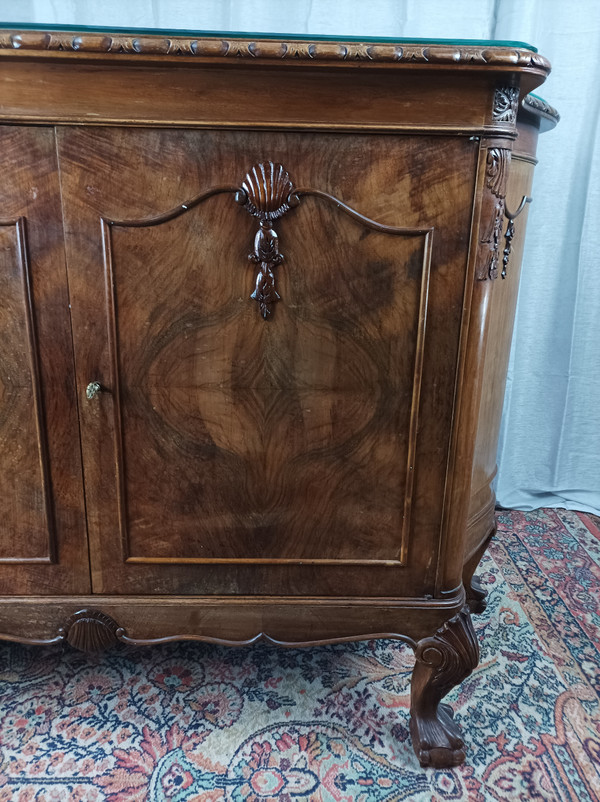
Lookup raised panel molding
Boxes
[100,165,434,567]
[0,217,56,563]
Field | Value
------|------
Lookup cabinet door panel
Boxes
[58,127,477,596]
[108,203,429,563]
[0,126,89,593]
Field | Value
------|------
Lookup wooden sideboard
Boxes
[0,28,556,768]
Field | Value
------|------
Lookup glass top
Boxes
[0,22,538,52]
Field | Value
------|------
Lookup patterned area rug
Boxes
[0,509,599,801]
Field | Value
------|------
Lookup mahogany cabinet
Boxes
[0,27,556,767]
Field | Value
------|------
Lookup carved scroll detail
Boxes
[485,147,510,196]
[248,225,283,318]
[236,162,297,319]
[410,607,480,768]
[64,609,119,652]
[493,86,519,124]
[477,147,511,280]
[0,618,416,650]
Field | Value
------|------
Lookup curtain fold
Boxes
[492,1,600,513]
[1,0,598,513]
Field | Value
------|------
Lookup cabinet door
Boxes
[0,127,89,594]
[58,127,477,596]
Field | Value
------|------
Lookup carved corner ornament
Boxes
[409,606,479,768]
[476,147,511,280]
[493,86,519,125]
[235,162,299,319]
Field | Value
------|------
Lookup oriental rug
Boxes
[0,508,599,801]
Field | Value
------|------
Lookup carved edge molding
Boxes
[476,146,511,281]
[0,30,551,72]
[409,606,479,768]
[115,629,417,650]
[523,93,560,122]
[0,607,418,651]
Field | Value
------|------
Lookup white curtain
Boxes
[2,0,599,514]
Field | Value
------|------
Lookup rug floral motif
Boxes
[0,509,599,800]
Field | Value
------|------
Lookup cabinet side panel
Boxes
[466,153,536,559]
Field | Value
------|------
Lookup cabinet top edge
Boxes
[0,27,551,77]
[0,23,540,51]
[522,93,560,128]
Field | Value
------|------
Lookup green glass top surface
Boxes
[0,22,538,52]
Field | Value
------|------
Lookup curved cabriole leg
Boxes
[463,523,496,614]
[409,606,479,768]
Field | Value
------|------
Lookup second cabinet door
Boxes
[0,126,89,595]
[58,127,477,596]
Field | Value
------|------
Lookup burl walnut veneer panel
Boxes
[0,126,89,594]
[58,128,477,596]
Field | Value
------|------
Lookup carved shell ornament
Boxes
[236,162,298,319]
[64,609,119,652]
[241,162,294,222]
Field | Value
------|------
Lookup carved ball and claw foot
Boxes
[409,606,479,768]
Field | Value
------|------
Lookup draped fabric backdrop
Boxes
[2,0,599,514]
